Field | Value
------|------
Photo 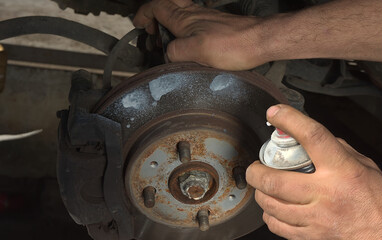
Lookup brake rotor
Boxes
[94,62,287,240]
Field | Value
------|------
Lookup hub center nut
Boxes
[168,161,219,204]
[179,171,212,200]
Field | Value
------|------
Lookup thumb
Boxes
[266,104,352,170]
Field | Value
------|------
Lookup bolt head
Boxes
[179,171,211,200]
[186,185,205,200]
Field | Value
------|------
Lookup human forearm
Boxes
[260,0,382,63]
[134,0,382,70]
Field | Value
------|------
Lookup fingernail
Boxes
[267,105,280,118]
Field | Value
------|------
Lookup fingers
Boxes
[133,2,156,33]
[167,36,207,64]
[246,161,316,204]
[266,105,352,170]
[133,0,196,36]
[263,212,304,240]
[255,190,311,227]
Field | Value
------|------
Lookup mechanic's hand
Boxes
[246,104,382,240]
[133,0,268,70]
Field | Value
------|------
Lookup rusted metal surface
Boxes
[177,141,191,163]
[169,162,219,204]
[93,62,288,239]
[179,170,211,200]
[184,184,207,200]
[93,62,287,113]
[125,111,257,229]
[197,209,210,231]
[232,166,247,190]
[143,186,156,208]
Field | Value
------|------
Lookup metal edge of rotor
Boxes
[93,62,289,239]
[92,62,288,113]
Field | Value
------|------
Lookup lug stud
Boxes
[233,166,247,190]
[143,186,156,208]
[197,209,210,231]
[178,141,191,163]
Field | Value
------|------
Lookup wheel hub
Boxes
[92,62,287,240]
[125,111,256,228]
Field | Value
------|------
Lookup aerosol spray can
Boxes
[259,128,315,173]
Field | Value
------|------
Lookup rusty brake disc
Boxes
[94,62,287,240]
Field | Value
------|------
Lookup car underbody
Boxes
[0,0,381,239]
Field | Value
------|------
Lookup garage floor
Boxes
[0,1,381,240]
